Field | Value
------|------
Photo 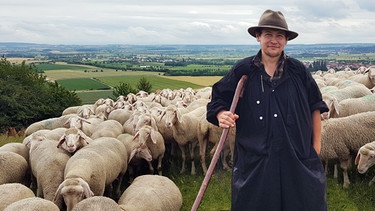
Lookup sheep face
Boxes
[355,148,375,174]
[57,129,89,153]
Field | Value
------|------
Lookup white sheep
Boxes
[57,127,92,153]
[29,136,71,209]
[134,125,165,175]
[163,104,206,175]
[63,115,103,137]
[330,93,375,118]
[355,141,375,185]
[198,115,235,174]
[0,151,29,185]
[0,142,29,163]
[76,104,95,119]
[117,133,152,181]
[107,108,133,125]
[90,119,124,139]
[62,105,81,116]
[322,84,372,119]
[0,183,35,210]
[24,114,77,136]
[118,175,182,211]
[348,66,375,89]
[71,196,122,211]
[4,197,60,211]
[54,137,128,211]
[320,111,375,188]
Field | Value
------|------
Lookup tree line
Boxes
[0,58,81,132]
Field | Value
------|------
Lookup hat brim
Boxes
[248,26,298,41]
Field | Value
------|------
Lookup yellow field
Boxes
[161,76,222,87]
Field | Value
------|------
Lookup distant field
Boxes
[57,78,111,91]
[41,63,221,103]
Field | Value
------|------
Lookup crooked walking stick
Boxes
[191,75,248,211]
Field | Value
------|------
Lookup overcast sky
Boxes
[1,0,374,45]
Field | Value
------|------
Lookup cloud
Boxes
[0,0,374,44]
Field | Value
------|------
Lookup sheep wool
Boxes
[118,175,182,211]
[4,197,60,211]
[0,183,35,210]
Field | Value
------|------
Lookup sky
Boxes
[1,0,374,45]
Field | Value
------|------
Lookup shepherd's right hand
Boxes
[217,110,239,129]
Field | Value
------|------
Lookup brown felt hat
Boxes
[248,9,298,41]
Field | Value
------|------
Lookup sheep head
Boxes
[54,178,94,211]
[355,142,375,174]
[57,128,90,153]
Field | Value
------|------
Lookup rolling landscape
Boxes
[2,42,375,210]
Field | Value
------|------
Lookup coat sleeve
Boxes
[206,57,252,126]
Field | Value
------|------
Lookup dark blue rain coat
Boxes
[207,52,329,211]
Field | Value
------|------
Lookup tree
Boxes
[0,58,81,131]
[136,77,152,93]
[112,82,136,99]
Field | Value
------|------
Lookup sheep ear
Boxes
[355,152,361,165]
[78,178,94,198]
[150,129,158,144]
[150,117,158,132]
[133,131,140,140]
[129,149,137,163]
[63,119,71,127]
[176,109,182,123]
[333,97,339,115]
[53,180,65,202]
[57,135,66,148]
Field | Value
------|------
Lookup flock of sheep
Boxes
[1,65,375,210]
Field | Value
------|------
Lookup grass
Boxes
[57,78,111,91]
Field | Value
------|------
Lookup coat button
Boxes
[256,100,260,104]
[259,116,263,120]
[274,114,278,118]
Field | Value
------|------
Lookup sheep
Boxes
[348,66,375,89]
[24,114,78,136]
[71,196,122,211]
[94,103,114,120]
[24,127,68,144]
[322,84,372,119]
[57,127,92,153]
[0,183,35,210]
[198,115,235,174]
[330,93,375,118]
[4,197,60,211]
[134,125,165,175]
[117,133,153,181]
[118,175,182,211]
[0,151,29,185]
[90,119,124,139]
[54,137,128,211]
[0,142,29,162]
[107,108,133,125]
[163,104,206,175]
[355,141,375,186]
[62,105,81,116]
[28,136,71,209]
[320,111,375,188]
[63,115,104,137]
[76,104,95,119]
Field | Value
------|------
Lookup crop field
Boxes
[41,63,219,103]
[57,78,111,91]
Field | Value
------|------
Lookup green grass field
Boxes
[57,78,111,91]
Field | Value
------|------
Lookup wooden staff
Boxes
[191,75,248,211]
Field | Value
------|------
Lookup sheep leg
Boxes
[340,159,351,188]
[147,161,155,174]
[157,155,163,176]
[221,148,230,170]
[190,141,198,175]
[199,136,208,175]
[333,164,338,178]
[179,145,187,174]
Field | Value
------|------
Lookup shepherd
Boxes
[206,9,329,211]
